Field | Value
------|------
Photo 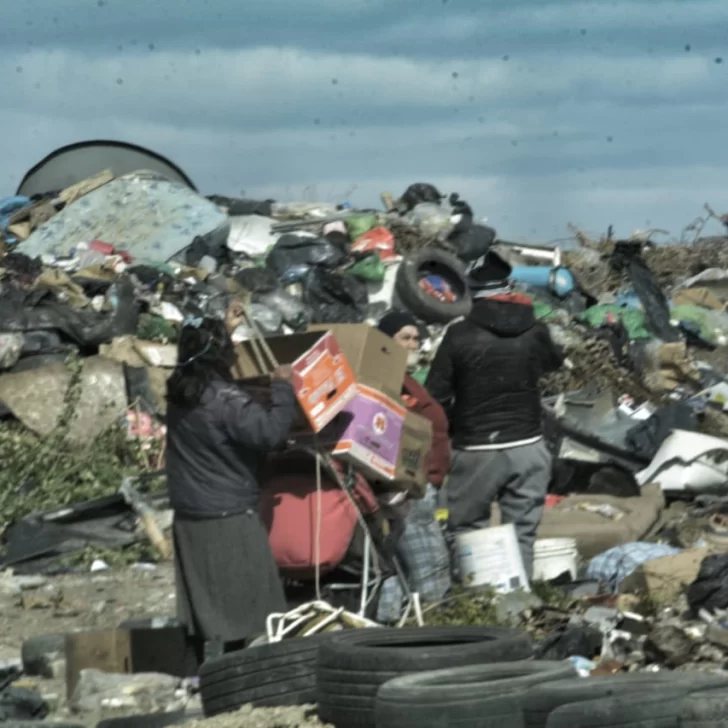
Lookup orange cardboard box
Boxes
[234,330,357,432]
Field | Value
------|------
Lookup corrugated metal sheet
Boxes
[20,172,229,263]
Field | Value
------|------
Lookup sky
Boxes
[1,0,728,242]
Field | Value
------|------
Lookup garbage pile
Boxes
[1,145,728,560]
[6,143,728,725]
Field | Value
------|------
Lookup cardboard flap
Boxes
[307,324,408,399]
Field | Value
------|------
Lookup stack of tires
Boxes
[199,625,728,728]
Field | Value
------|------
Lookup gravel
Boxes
[185,704,332,728]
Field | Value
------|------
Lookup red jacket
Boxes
[402,375,451,488]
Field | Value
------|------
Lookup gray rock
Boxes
[494,590,543,622]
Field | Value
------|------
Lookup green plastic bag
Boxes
[671,304,719,343]
[348,254,386,282]
[533,301,555,321]
[345,214,378,240]
[136,313,179,343]
[411,366,430,386]
[577,305,652,340]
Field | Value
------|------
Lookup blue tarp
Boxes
[0,196,32,243]
[586,542,681,591]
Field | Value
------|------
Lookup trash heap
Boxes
[4,145,728,725]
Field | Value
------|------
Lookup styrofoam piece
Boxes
[455,524,529,593]
[227,215,280,257]
[533,538,578,581]
[637,429,728,492]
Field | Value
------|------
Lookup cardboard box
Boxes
[396,410,434,496]
[300,383,433,495]
[65,626,191,700]
[234,330,357,432]
[307,324,408,400]
[618,547,708,603]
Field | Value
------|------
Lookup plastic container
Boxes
[532,538,578,582]
[636,429,728,493]
[510,266,576,298]
[455,524,529,592]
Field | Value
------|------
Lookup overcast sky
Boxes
[1,0,727,241]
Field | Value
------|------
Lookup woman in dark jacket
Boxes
[165,302,297,662]
[375,311,452,622]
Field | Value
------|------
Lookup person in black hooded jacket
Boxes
[425,251,564,581]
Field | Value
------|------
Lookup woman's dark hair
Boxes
[166,317,236,409]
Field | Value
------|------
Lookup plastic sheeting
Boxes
[636,429,728,493]
[17,139,196,196]
[0,278,139,349]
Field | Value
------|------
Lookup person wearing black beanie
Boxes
[374,310,452,622]
[425,251,565,583]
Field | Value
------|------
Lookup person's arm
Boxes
[405,377,451,488]
[534,322,565,373]
[222,377,298,451]
[425,329,456,410]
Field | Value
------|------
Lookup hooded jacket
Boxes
[425,294,564,449]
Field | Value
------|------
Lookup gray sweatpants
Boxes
[446,439,552,581]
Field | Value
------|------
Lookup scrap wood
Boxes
[56,168,114,206]
[118,477,173,561]
[380,192,396,212]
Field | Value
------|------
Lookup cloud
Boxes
[1,45,723,132]
[3,0,728,57]
[1,0,727,239]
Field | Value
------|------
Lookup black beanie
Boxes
[377,310,418,338]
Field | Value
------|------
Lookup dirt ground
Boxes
[186,705,331,728]
[0,563,325,727]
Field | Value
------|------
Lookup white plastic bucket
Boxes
[532,538,578,582]
[455,524,529,593]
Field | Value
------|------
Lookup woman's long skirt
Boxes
[173,510,287,643]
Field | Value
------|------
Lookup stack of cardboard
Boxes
[234,323,433,497]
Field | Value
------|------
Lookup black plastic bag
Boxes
[207,195,274,216]
[20,330,65,356]
[235,266,280,294]
[303,268,368,323]
[0,276,139,350]
[626,402,699,461]
[185,233,231,267]
[687,553,728,615]
[448,223,496,262]
[266,233,346,281]
[127,264,176,289]
[0,252,42,288]
[400,183,445,211]
[534,626,603,660]
[610,242,679,342]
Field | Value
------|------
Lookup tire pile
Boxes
[197,626,728,728]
